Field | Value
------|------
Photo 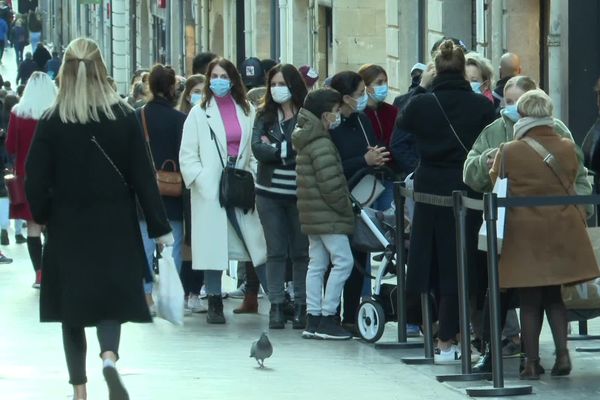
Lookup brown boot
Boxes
[233,292,258,314]
[551,350,571,376]
[520,359,542,380]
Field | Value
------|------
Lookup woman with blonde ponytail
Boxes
[25,37,172,400]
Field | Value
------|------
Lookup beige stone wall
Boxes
[503,0,541,84]
[289,0,310,66]
[331,0,387,74]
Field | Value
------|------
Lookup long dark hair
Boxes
[259,64,307,125]
[201,58,250,115]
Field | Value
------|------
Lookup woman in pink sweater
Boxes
[179,58,267,324]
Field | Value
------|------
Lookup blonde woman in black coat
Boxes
[25,37,172,400]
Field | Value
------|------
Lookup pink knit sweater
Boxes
[215,94,242,156]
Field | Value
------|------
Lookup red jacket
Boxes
[365,102,398,148]
[6,111,39,178]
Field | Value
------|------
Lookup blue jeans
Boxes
[0,197,9,230]
[140,220,184,294]
[372,179,395,212]
[30,32,41,53]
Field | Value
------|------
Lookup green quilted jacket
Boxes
[292,108,355,235]
[463,114,593,216]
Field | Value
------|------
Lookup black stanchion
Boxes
[402,292,435,364]
[375,182,423,350]
[436,191,491,382]
[466,193,532,397]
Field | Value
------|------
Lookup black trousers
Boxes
[62,320,121,385]
[180,260,204,295]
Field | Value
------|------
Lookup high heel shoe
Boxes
[551,349,572,376]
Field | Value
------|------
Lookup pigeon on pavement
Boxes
[250,332,273,368]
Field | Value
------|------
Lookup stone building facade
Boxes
[38,0,600,141]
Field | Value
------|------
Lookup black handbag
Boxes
[210,127,255,211]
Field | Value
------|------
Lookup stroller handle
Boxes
[346,166,397,189]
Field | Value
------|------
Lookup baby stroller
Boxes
[347,167,404,343]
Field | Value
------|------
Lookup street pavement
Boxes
[3,230,600,400]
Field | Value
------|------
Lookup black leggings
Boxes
[62,320,121,385]
[438,294,460,342]
[180,260,204,295]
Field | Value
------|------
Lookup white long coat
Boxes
[179,98,267,271]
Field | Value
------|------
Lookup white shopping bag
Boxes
[156,247,185,325]
[478,177,507,253]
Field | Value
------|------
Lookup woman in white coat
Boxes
[179,58,267,324]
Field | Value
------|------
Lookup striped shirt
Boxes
[256,119,297,199]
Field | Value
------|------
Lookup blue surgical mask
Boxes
[470,81,482,94]
[329,112,342,130]
[210,78,232,97]
[354,93,368,112]
[502,104,521,123]
[369,84,389,103]
[190,93,203,106]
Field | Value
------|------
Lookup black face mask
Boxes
[409,73,423,90]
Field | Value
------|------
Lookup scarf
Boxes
[513,116,555,140]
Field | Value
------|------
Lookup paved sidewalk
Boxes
[0,236,467,400]
[3,232,600,399]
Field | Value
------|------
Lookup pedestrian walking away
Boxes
[5,71,57,288]
[25,37,173,400]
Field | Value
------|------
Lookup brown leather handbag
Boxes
[141,107,183,198]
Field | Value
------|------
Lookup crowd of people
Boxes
[3,30,600,399]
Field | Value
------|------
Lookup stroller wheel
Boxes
[356,299,386,343]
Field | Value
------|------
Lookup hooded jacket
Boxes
[292,108,354,235]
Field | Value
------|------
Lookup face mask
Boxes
[502,104,521,123]
[210,78,232,97]
[271,86,292,104]
[190,93,203,106]
[369,84,388,103]
[328,112,341,130]
[470,81,482,94]
[353,93,368,112]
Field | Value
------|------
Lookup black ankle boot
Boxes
[207,295,226,324]
[292,304,307,329]
[269,303,285,329]
[472,351,492,373]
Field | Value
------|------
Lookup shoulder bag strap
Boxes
[90,135,128,187]
[432,93,468,153]
[521,136,586,222]
[140,107,158,171]
[209,125,226,169]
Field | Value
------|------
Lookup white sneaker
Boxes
[187,294,208,313]
[227,282,246,299]
[434,345,479,365]
[199,285,207,299]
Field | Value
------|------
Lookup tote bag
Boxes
[478,176,508,253]
[156,247,185,325]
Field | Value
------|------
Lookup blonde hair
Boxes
[516,89,554,118]
[13,72,57,120]
[49,37,131,123]
[465,53,494,85]
[504,75,537,95]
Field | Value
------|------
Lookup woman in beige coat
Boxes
[179,58,267,324]
[490,89,600,380]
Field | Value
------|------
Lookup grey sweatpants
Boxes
[306,234,354,316]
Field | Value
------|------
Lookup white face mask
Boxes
[271,86,292,104]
